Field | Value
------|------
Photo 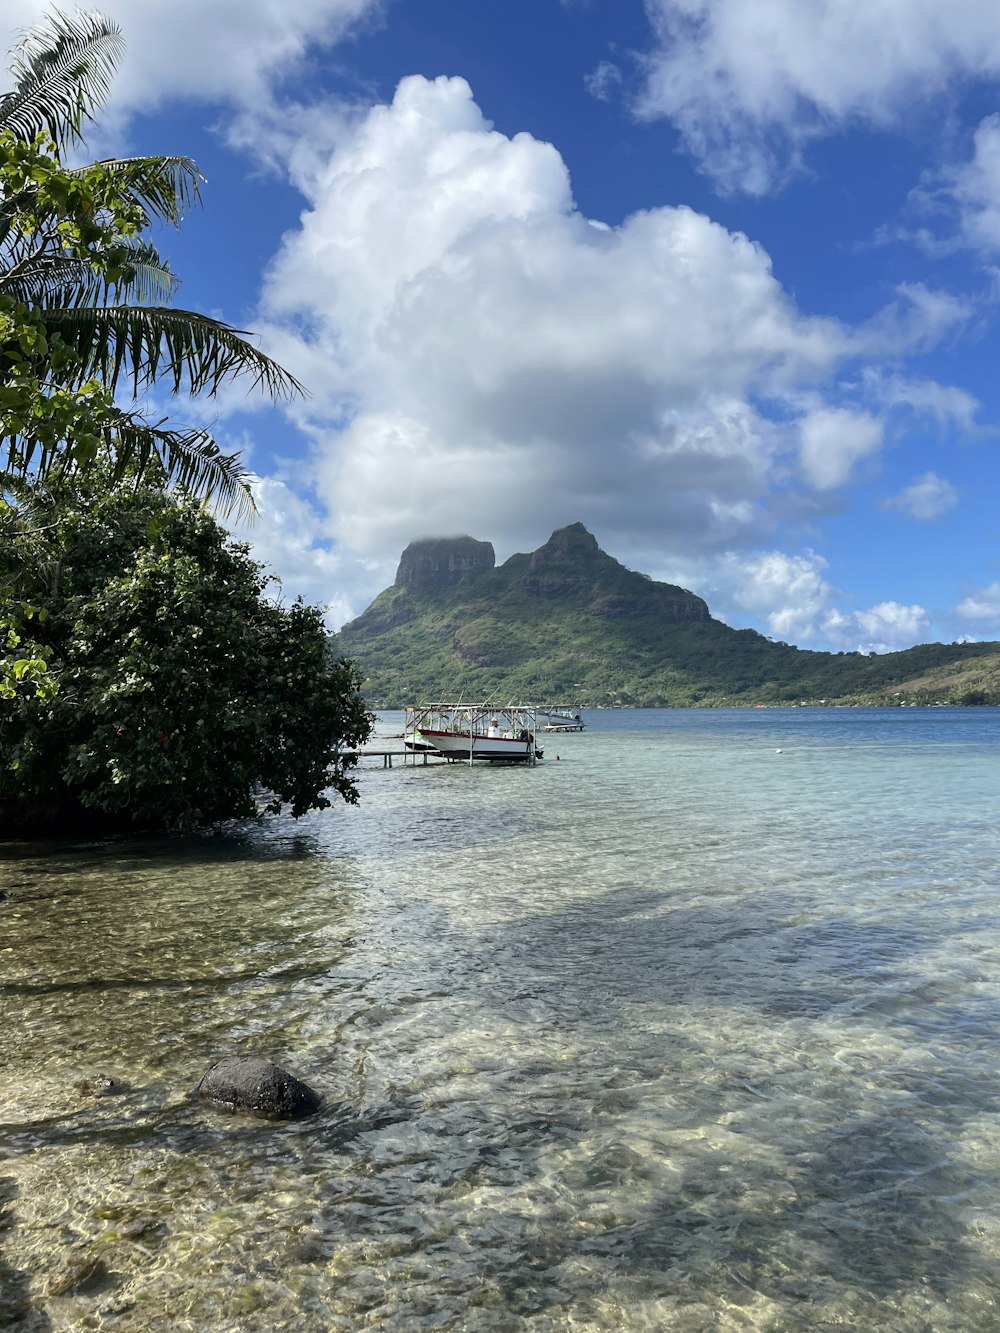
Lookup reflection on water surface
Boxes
[2,708,1000,1330]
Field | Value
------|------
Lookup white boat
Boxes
[404,702,543,763]
[536,706,585,732]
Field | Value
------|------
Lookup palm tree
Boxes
[0,9,302,517]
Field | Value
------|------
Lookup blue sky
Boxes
[7,0,1000,651]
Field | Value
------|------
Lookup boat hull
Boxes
[536,710,585,732]
[418,729,539,761]
[403,731,438,752]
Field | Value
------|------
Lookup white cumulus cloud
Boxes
[637,0,1000,193]
[585,60,623,103]
[861,370,980,430]
[723,548,835,643]
[956,582,1000,621]
[797,407,884,490]
[939,114,1000,254]
[651,547,932,652]
[885,472,958,520]
[228,475,393,628]
[255,73,880,587]
[822,601,931,654]
[2,0,381,124]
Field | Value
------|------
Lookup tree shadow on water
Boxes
[374,885,999,1322]
[0,823,328,876]
[589,1105,980,1316]
[463,884,939,1028]
[0,1177,51,1331]
[347,900,1000,1326]
[437,1094,984,1326]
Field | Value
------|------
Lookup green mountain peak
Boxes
[394,535,495,590]
[334,525,1000,707]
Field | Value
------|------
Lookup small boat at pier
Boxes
[405,702,543,763]
[535,706,585,732]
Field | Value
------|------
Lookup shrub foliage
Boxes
[1,478,372,832]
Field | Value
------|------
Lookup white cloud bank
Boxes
[260,81,832,557]
[636,0,1000,193]
[957,582,1000,622]
[939,114,1000,255]
[662,548,931,653]
[245,73,971,642]
[823,601,931,655]
[797,408,883,491]
[2,0,381,121]
[261,71,852,555]
[227,475,380,629]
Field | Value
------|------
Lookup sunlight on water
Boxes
[2,708,1000,1330]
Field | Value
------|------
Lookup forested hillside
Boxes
[333,524,1000,707]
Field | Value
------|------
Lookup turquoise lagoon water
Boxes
[2,707,1000,1330]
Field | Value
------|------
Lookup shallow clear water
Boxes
[2,707,1000,1330]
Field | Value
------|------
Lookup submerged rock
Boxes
[74,1074,130,1097]
[194,1057,321,1119]
[47,1255,111,1297]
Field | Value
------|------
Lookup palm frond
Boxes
[104,240,179,304]
[2,414,256,521]
[0,14,302,519]
[0,10,124,149]
[68,155,205,226]
[1,240,178,307]
[103,410,256,520]
[0,478,59,599]
[44,305,305,400]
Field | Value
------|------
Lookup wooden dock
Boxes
[343,748,444,768]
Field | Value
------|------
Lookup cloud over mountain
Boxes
[248,73,970,645]
[2,2,989,651]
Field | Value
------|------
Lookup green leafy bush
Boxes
[1,479,372,832]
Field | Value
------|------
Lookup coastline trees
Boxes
[1,11,373,829]
[2,474,372,833]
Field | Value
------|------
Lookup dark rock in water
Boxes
[75,1074,130,1097]
[119,1215,165,1242]
[194,1057,321,1119]
[47,1255,111,1297]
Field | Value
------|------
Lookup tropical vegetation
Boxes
[1,474,372,833]
[0,8,299,511]
[334,525,1000,708]
[1,11,372,831]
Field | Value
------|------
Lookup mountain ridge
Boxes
[333,524,1000,706]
